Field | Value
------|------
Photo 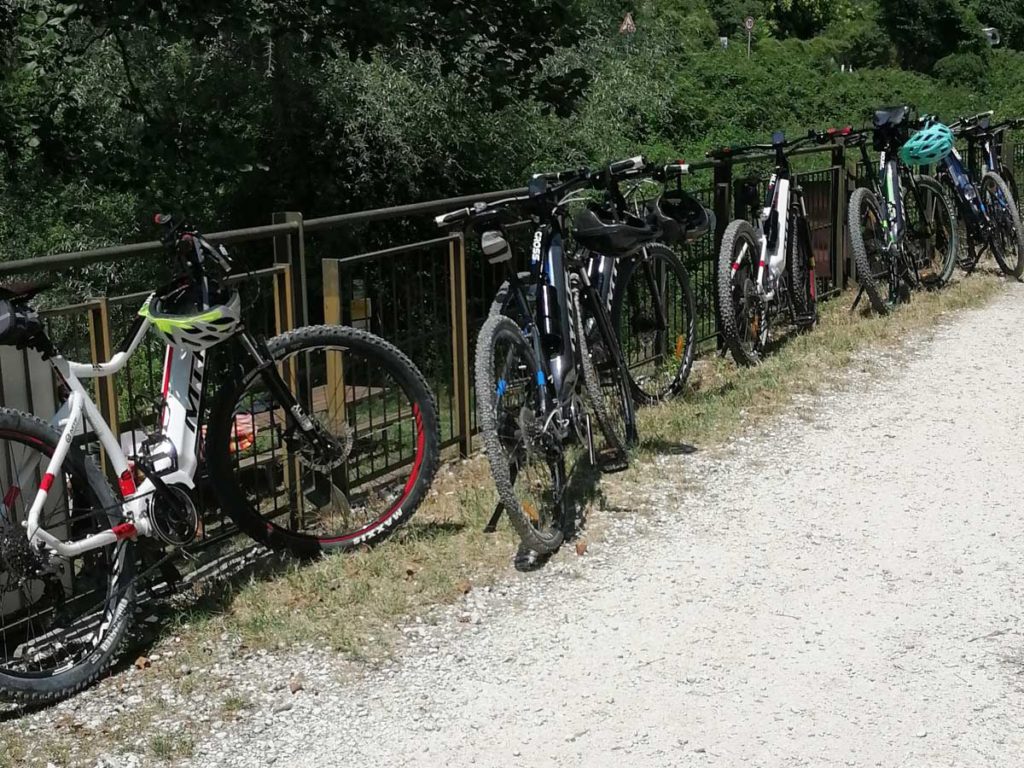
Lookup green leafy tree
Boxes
[878,0,985,71]
[972,0,1024,51]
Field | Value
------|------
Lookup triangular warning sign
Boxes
[619,12,636,34]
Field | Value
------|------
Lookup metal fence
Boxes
[0,138,979,557]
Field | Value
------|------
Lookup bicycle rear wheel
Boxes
[577,286,630,468]
[475,314,565,554]
[907,175,957,288]
[0,409,134,704]
[207,326,440,557]
[849,187,892,315]
[611,244,696,404]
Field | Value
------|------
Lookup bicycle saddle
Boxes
[0,280,52,303]
[873,106,909,128]
[572,205,657,256]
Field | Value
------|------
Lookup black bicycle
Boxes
[845,106,958,315]
[937,111,1024,279]
[437,158,693,559]
[609,162,706,403]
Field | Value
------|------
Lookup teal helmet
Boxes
[899,122,954,167]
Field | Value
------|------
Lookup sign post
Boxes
[745,16,754,58]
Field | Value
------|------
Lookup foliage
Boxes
[877,0,985,71]
[971,0,1024,51]
[2,0,1024,292]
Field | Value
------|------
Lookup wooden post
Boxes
[448,234,472,457]
[88,298,119,476]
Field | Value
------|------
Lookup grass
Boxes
[0,274,1003,767]
[638,277,1001,450]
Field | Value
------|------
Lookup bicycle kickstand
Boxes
[850,284,865,313]
[484,503,505,533]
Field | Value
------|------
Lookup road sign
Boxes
[744,16,754,31]
[620,12,636,34]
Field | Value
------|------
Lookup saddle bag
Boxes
[0,300,44,350]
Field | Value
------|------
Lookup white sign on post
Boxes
[744,16,754,57]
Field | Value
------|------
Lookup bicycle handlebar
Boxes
[153,213,233,273]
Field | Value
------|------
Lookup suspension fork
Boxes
[235,330,321,438]
[505,268,555,415]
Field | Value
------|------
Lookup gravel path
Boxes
[193,286,1024,768]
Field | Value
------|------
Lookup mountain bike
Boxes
[0,215,439,703]
[984,116,1024,208]
[611,163,708,403]
[845,106,958,315]
[707,129,825,366]
[437,158,696,560]
[938,111,1024,279]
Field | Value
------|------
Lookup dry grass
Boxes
[638,277,1001,451]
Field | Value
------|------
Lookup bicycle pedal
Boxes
[793,313,817,327]
[597,449,629,473]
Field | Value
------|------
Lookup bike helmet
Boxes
[899,122,954,167]
[650,190,712,244]
[140,284,241,352]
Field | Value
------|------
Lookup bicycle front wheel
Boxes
[475,314,565,554]
[611,243,696,404]
[849,187,892,315]
[207,325,440,557]
[981,171,1024,279]
[0,409,134,704]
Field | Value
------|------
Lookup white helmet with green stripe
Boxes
[140,287,241,352]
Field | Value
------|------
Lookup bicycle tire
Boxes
[788,211,816,321]
[716,219,765,366]
[909,175,957,288]
[849,186,891,315]
[981,171,1024,280]
[575,288,636,468]
[1000,164,1020,217]
[474,314,565,554]
[206,325,440,557]
[0,409,134,704]
[611,244,696,404]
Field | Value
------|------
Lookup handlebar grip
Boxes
[434,208,471,228]
[609,155,645,174]
[661,163,690,177]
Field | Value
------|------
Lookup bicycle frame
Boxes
[1,299,205,560]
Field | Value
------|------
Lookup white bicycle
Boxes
[0,215,439,703]
[710,129,826,365]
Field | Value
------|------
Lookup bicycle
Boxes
[707,128,825,366]
[611,163,708,403]
[437,158,694,561]
[845,106,958,315]
[0,215,439,702]
[937,111,1024,279]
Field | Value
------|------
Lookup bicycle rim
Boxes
[214,331,437,552]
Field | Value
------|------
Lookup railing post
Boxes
[832,141,848,291]
[272,212,308,328]
[87,298,119,476]
[448,234,472,457]
[712,159,732,349]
